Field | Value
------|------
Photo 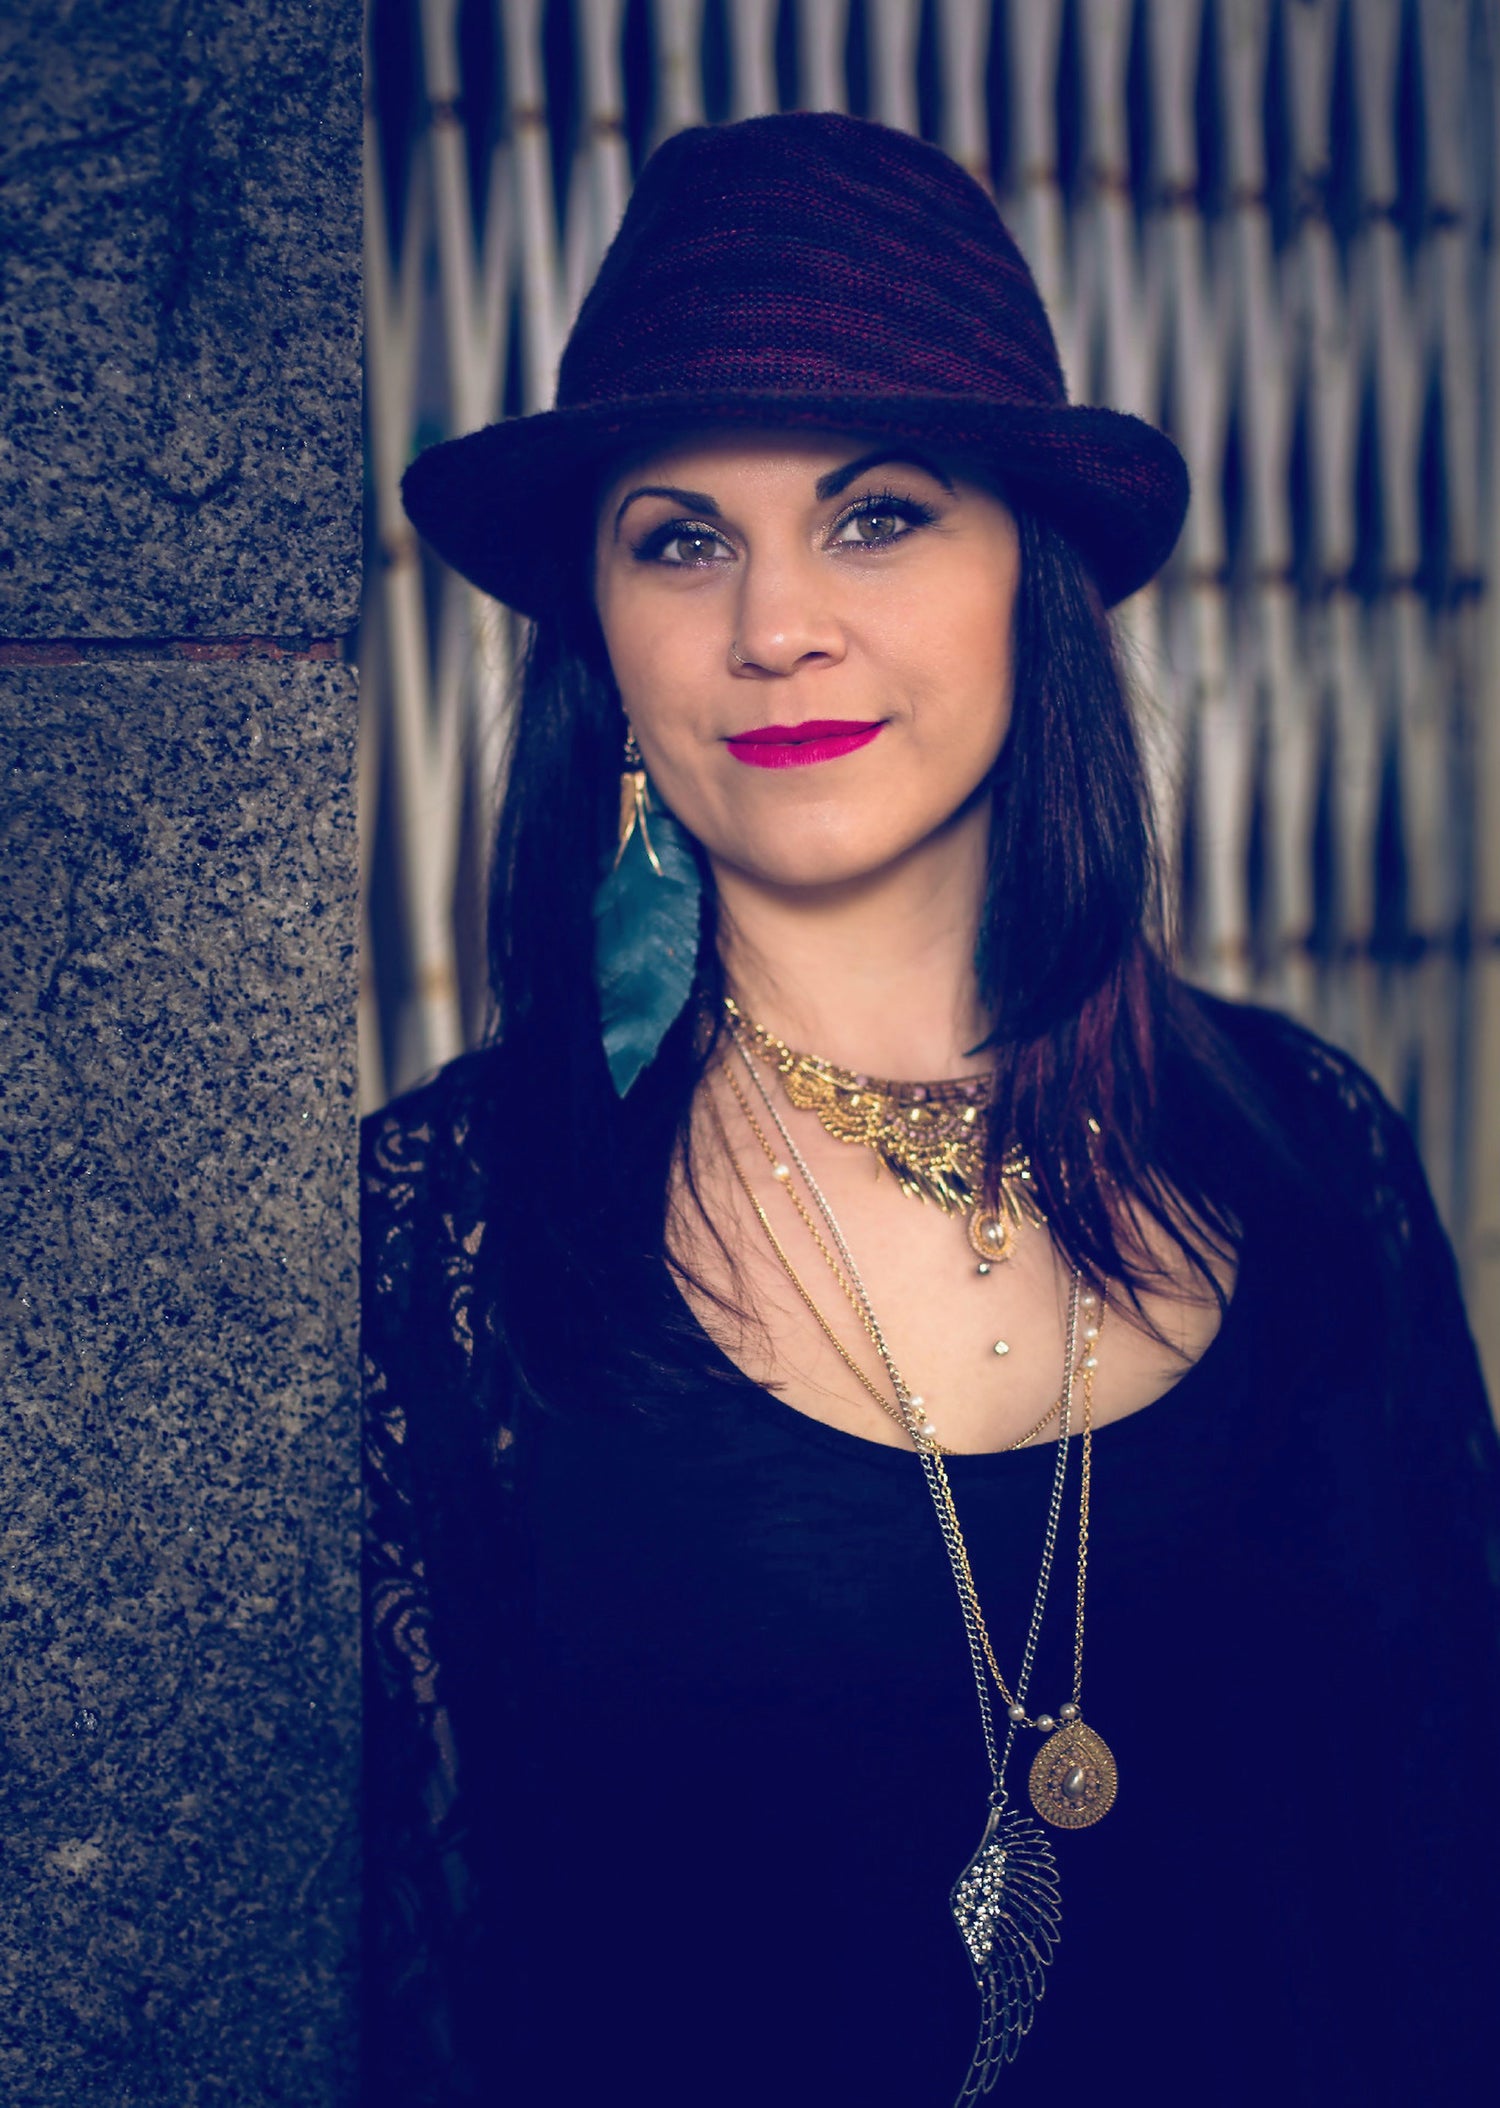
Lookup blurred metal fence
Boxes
[361,0,1500,1372]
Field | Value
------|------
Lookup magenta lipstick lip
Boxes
[724,719,886,770]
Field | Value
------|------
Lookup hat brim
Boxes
[400,392,1189,615]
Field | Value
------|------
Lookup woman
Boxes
[364,113,1499,2107]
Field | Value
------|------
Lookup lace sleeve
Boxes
[1225,1003,1498,1644]
[1208,997,1500,2077]
[1331,1043,1500,1657]
[360,1055,516,2106]
[1338,1063,1500,2077]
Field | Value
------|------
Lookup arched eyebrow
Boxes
[610,450,955,538]
[814,449,955,501]
[612,483,717,536]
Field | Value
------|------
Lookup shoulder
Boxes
[1172,985,1435,1271]
[1180,985,1395,1135]
[1178,989,1496,1452]
[1183,985,1387,1115]
[361,1043,510,1213]
[361,1042,513,1373]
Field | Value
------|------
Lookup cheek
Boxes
[884,571,1017,777]
[959,644,1016,779]
[595,580,695,719]
[594,592,720,822]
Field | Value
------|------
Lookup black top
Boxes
[361,997,1500,2108]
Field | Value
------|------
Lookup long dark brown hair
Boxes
[481,500,1279,1408]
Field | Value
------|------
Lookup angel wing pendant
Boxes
[948,1804,1062,2100]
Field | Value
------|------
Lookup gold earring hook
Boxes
[616,724,663,875]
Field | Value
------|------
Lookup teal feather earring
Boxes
[592,725,702,1095]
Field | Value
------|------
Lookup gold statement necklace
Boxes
[718,1006,1118,2102]
[725,994,1047,1266]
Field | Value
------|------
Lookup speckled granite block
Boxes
[0,0,360,638]
[0,662,358,2106]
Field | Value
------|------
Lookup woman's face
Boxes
[591,427,1021,892]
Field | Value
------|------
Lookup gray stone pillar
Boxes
[1,5,361,2102]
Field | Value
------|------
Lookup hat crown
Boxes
[557,112,1067,414]
[400,111,1189,614]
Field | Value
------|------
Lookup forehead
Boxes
[591,424,990,512]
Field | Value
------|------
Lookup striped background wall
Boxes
[360,0,1500,1386]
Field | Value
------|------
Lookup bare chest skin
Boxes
[669,1074,1235,1455]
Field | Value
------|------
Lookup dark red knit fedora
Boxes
[401,110,1188,612]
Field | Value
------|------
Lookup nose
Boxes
[730,548,847,676]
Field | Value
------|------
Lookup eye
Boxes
[829,490,939,549]
[633,521,732,567]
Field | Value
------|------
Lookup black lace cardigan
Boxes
[360,997,1500,2103]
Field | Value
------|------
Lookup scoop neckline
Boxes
[666,1223,1253,1478]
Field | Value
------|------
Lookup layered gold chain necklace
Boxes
[715,999,1118,2103]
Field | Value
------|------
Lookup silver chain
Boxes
[729,1025,1082,1804]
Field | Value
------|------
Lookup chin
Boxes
[717,822,924,894]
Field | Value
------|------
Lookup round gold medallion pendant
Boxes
[1029,1720,1118,1830]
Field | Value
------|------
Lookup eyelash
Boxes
[631,488,939,566]
[830,491,935,548]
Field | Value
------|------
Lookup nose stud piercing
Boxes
[730,641,746,665]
